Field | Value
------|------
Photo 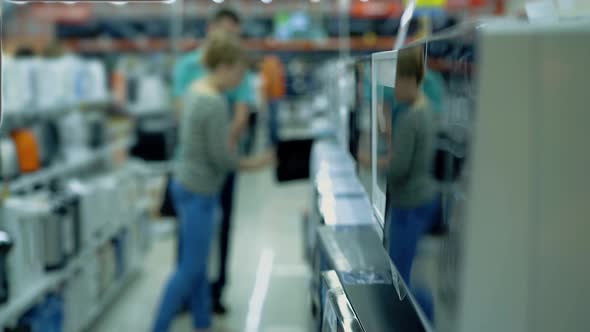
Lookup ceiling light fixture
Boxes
[261,0,272,3]
[213,0,224,3]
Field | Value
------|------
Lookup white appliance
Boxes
[130,75,169,114]
[86,60,109,103]
[37,58,66,110]
[0,138,20,180]
[2,196,47,302]
[2,57,35,113]
[58,111,91,162]
[67,179,101,247]
[458,20,590,332]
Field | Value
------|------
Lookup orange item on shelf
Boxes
[112,71,127,106]
[260,55,286,101]
[350,2,402,18]
[11,129,41,173]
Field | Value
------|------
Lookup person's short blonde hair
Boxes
[202,31,246,70]
[397,47,425,85]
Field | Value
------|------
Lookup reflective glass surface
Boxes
[373,28,477,331]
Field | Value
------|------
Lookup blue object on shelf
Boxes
[13,294,64,332]
[112,230,128,279]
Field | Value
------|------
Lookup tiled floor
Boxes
[89,168,311,332]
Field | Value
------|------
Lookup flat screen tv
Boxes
[371,24,477,332]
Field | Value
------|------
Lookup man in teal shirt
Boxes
[173,9,254,148]
[171,7,254,315]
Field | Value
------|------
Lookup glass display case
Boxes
[370,24,478,332]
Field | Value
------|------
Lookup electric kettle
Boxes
[11,129,41,174]
[67,179,100,247]
[0,138,20,180]
[31,121,61,167]
[44,198,66,271]
[3,196,46,301]
[58,112,90,161]
[58,192,81,258]
[87,60,109,102]
[53,196,76,260]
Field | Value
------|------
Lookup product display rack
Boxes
[62,37,397,54]
[1,99,114,132]
[0,199,149,330]
[0,89,149,330]
[73,267,139,332]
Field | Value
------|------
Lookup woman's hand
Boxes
[256,149,276,168]
[238,149,276,171]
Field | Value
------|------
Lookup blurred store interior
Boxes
[0,0,589,331]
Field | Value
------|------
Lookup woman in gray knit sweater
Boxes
[152,32,273,332]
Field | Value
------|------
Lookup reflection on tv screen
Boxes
[379,31,477,332]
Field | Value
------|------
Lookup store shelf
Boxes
[7,138,133,193]
[0,203,149,329]
[62,37,396,53]
[0,272,63,329]
[279,118,336,141]
[1,99,114,130]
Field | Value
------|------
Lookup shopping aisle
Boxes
[89,168,311,332]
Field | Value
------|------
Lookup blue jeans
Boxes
[388,197,441,322]
[176,174,235,304]
[152,180,217,332]
[211,173,235,302]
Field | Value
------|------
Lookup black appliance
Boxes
[0,230,14,304]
